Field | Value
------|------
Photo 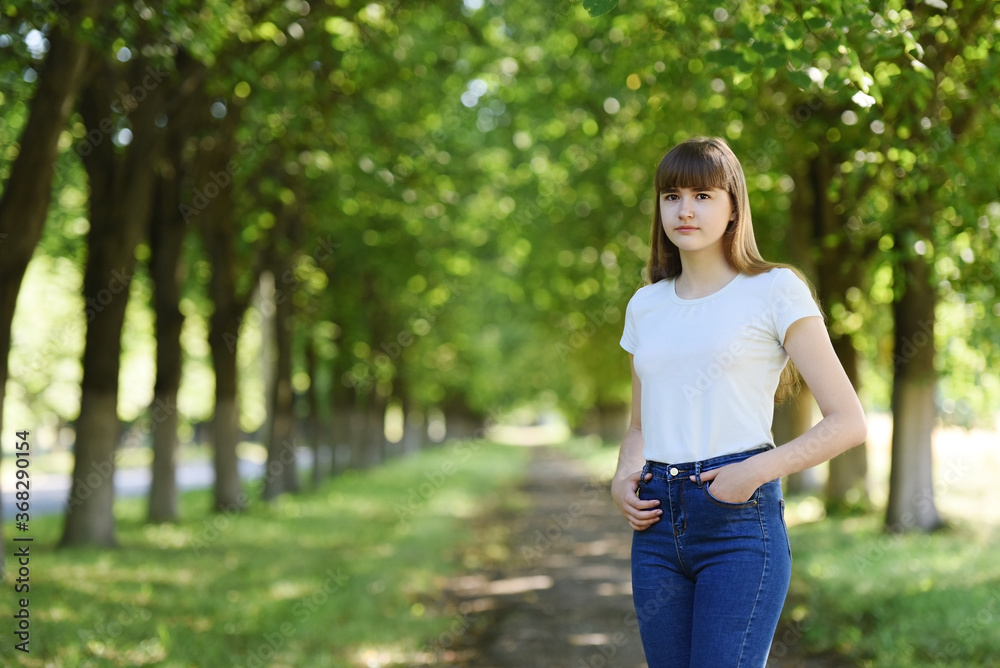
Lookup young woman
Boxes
[612,137,867,668]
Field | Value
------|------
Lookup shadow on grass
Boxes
[0,441,531,667]
[781,501,1000,667]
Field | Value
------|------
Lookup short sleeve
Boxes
[769,268,823,345]
[620,296,638,354]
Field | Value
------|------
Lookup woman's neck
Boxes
[675,252,738,299]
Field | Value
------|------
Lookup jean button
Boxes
[669,467,679,476]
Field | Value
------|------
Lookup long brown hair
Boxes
[644,136,820,403]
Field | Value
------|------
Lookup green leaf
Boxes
[874,44,903,61]
[705,48,747,70]
[786,70,814,90]
[732,22,753,42]
[867,81,884,105]
[786,50,810,68]
[763,53,788,70]
[805,16,830,31]
[784,20,806,42]
[583,0,618,17]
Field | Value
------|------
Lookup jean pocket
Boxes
[779,498,793,558]
[703,481,759,508]
[636,463,650,499]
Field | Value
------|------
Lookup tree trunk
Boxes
[402,411,425,455]
[196,104,254,512]
[0,19,94,564]
[257,272,277,457]
[329,366,359,473]
[146,197,185,523]
[442,400,483,441]
[263,271,299,500]
[208,307,246,512]
[824,334,869,513]
[807,150,870,511]
[204,210,248,511]
[366,395,387,466]
[62,59,163,547]
[61,393,120,546]
[142,54,208,521]
[146,117,192,522]
[597,403,629,444]
[331,393,353,474]
[576,403,629,443]
[305,341,325,488]
[780,148,821,497]
[885,233,941,532]
[349,401,369,468]
[773,387,820,493]
[400,393,425,455]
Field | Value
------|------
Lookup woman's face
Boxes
[659,187,733,255]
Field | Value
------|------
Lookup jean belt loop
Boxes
[694,461,703,488]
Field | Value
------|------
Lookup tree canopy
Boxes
[0,0,998,544]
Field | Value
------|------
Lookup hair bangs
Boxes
[654,139,735,194]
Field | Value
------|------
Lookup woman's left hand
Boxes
[692,462,762,504]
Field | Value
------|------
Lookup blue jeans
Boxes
[631,446,791,668]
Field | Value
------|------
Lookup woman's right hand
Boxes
[611,470,662,531]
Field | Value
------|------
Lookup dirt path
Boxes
[446,446,843,668]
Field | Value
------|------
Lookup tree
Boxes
[261,177,303,500]
[196,104,256,512]
[871,0,999,532]
[0,0,108,561]
[147,55,207,523]
[3,0,996,554]
[61,47,168,546]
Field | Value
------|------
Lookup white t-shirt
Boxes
[620,267,822,464]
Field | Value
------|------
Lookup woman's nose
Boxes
[678,197,694,217]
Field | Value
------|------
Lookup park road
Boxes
[448,446,839,668]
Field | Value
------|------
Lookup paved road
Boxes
[1,457,269,519]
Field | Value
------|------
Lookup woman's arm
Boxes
[611,355,663,530]
[697,315,868,502]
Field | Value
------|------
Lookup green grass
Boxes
[782,510,1000,667]
[559,437,1000,667]
[0,441,530,667]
